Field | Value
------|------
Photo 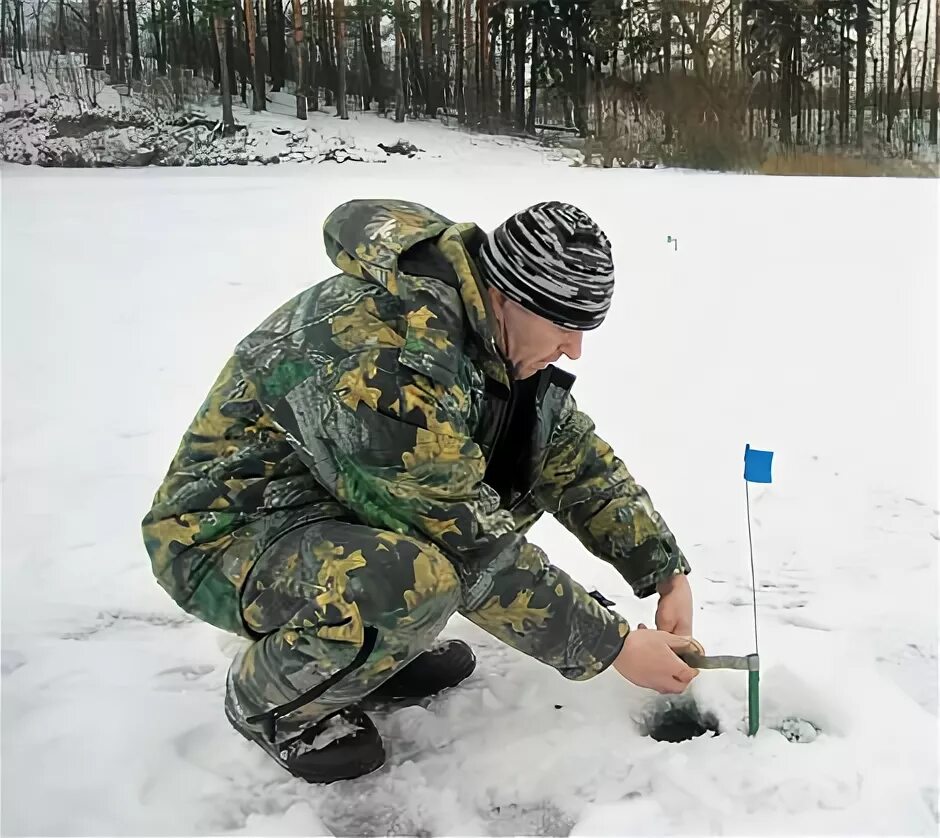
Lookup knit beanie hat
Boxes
[476,201,614,331]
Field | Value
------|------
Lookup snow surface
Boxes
[1,159,938,836]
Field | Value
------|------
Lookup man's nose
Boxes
[563,332,583,360]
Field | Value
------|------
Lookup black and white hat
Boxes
[477,201,614,331]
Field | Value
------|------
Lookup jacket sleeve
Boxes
[533,397,691,599]
[250,342,628,681]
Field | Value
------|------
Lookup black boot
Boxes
[226,704,385,784]
[363,639,476,704]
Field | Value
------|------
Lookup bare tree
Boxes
[87,0,104,70]
[127,0,140,78]
[267,0,286,90]
[513,4,525,129]
[932,0,939,143]
[1,0,8,80]
[244,0,265,108]
[334,0,348,116]
[394,0,404,120]
[214,12,235,130]
[919,0,931,117]
[887,0,897,140]
[455,0,465,119]
[856,0,868,146]
[527,0,538,132]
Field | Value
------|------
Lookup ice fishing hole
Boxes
[636,695,720,743]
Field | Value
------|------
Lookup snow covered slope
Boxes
[1,163,937,836]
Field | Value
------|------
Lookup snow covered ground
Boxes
[1,160,937,836]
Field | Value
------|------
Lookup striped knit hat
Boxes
[477,201,614,331]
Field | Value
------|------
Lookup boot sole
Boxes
[225,707,386,784]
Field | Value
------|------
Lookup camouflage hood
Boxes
[322,199,509,386]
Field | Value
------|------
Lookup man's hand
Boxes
[655,572,693,638]
[611,627,698,694]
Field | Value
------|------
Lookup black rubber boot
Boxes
[226,704,385,784]
[364,639,476,702]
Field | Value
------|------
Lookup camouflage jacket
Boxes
[143,199,690,680]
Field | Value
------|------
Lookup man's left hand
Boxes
[655,573,693,637]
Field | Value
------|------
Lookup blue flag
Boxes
[744,444,774,483]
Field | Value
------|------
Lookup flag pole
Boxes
[743,444,771,737]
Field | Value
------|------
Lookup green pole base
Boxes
[747,655,760,736]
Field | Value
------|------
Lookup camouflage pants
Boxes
[225,519,462,743]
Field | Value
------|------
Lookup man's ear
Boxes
[486,285,506,314]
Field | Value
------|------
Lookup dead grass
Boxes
[758,151,938,178]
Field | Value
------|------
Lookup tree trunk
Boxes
[88,0,104,69]
[455,0,465,121]
[334,0,347,116]
[244,0,265,109]
[527,0,537,132]
[442,0,450,113]
[919,0,930,118]
[780,37,792,145]
[420,0,432,114]
[931,0,939,143]
[117,0,127,81]
[1,0,7,76]
[212,15,222,87]
[177,0,190,66]
[593,46,602,136]
[662,0,672,144]
[360,13,374,109]
[513,5,525,129]
[126,0,140,79]
[57,0,66,54]
[856,0,867,146]
[159,0,167,73]
[887,0,897,141]
[436,0,446,114]
[729,0,735,78]
[465,0,474,119]
[839,5,847,144]
[291,0,306,116]
[489,6,498,126]
[268,0,286,91]
[245,0,267,111]
[902,0,920,153]
[13,0,25,70]
[795,10,802,143]
[395,0,404,120]
[765,68,771,137]
[373,13,384,110]
[479,0,489,123]
[878,0,884,126]
[188,0,197,70]
[319,0,333,106]
[106,0,119,80]
[818,63,823,142]
[214,15,235,130]
[500,8,509,122]
[231,2,246,104]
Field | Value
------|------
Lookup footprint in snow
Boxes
[154,663,216,690]
[779,613,831,632]
[1,650,27,676]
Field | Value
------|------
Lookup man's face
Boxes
[495,294,585,380]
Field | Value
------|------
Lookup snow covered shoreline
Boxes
[1,71,585,169]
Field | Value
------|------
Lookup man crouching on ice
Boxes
[142,199,699,784]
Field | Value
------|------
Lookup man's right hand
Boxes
[611,625,699,694]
